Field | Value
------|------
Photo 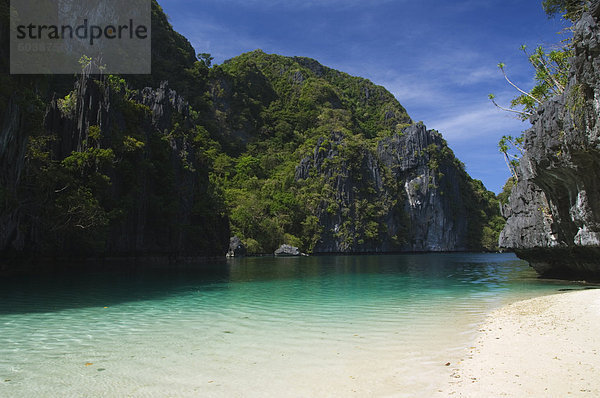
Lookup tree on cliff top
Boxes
[490,1,576,180]
[543,0,588,21]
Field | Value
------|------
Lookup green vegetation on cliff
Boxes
[205,50,415,253]
[205,50,503,253]
[1,0,504,263]
[1,0,229,260]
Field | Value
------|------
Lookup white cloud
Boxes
[385,76,443,107]
[166,16,270,62]
[430,103,527,141]
[455,66,500,86]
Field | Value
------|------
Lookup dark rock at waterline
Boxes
[227,236,247,257]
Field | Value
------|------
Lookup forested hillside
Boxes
[0,0,503,268]
[208,50,503,253]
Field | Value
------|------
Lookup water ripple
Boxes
[0,253,583,397]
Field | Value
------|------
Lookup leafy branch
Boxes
[490,41,571,179]
[499,61,543,108]
[543,0,588,22]
[498,134,525,181]
[488,93,532,118]
[489,44,570,120]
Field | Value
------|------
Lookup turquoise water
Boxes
[0,253,582,397]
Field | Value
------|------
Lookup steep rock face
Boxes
[295,131,393,252]
[0,0,42,254]
[74,74,227,258]
[1,0,229,268]
[45,67,112,159]
[296,124,483,253]
[500,5,600,278]
[0,96,29,253]
[378,124,469,251]
[2,71,229,264]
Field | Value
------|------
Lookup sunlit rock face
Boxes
[500,5,600,279]
[296,123,477,253]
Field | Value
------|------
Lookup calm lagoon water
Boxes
[0,253,583,397]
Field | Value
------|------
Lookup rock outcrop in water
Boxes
[0,96,29,253]
[227,236,246,257]
[377,124,471,251]
[274,244,304,256]
[499,3,600,278]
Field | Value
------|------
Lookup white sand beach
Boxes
[440,289,600,397]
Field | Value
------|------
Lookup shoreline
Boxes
[0,251,509,276]
[439,288,600,397]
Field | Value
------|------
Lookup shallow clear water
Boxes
[0,253,584,397]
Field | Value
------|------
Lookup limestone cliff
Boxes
[378,124,470,251]
[499,3,600,278]
[296,123,498,253]
[210,50,503,254]
[1,70,229,265]
[0,0,229,268]
[1,0,503,264]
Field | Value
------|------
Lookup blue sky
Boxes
[159,0,569,193]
